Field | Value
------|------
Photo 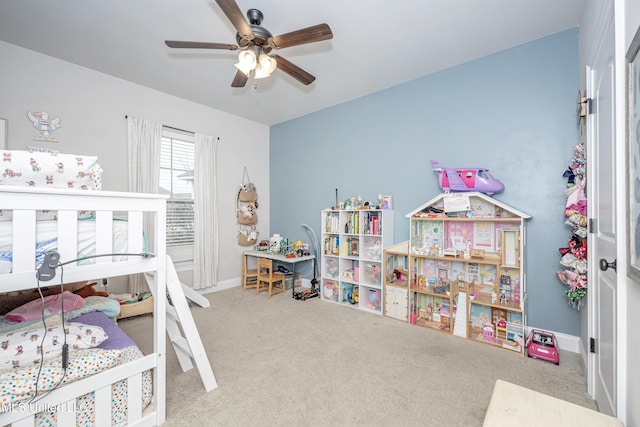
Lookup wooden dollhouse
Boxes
[383,192,531,354]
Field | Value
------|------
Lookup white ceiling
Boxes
[0,0,585,126]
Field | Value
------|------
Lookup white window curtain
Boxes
[193,133,219,289]
[127,116,162,294]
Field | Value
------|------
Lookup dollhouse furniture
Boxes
[384,243,410,321]
[256,257,286,297]
[321,209,393,314]
[483,379,623,426]
[383,192,531,354]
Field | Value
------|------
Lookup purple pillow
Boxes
[71,311,136,350]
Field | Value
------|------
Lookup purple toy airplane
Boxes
[431,160,505,195]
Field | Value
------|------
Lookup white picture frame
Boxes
[0,118,6,149]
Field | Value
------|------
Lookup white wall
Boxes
[0,41,270,287]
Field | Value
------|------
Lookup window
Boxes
[159,128,195,247]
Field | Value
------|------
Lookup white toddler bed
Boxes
[0,185,167,427]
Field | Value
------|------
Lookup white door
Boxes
[587,4,617,417]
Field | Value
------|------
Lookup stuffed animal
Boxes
[240,204,254,218]
[239,225,258,242]
[73,282,109,298]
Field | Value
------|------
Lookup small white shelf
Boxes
[321,208,393,315]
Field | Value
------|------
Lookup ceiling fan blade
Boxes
[215,0,253,37]
[231,70,249,88]
[269,23,333,49]
[273,55,316,85]
[165,40,238,50]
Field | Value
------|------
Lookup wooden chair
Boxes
[242,254,258,291]
[256,257,286,297]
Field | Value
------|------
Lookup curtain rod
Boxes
[124,115,192,134]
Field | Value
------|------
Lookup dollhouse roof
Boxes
[405,192,531,219]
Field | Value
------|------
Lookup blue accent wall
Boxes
[270,28,581,336]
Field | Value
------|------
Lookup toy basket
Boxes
[238,167,258,202]
[237,211,258,225]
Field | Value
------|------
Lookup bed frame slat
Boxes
[95,210,114,263]
[94,385,112,427]
[56,401,75,425]
[11,209,36,273]
[11,417,34,427]
[128,211,144,255]
[57,210,78,265]
[127,372,143,423]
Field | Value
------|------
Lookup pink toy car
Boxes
[526,329,560,365]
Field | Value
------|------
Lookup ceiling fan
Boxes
[164,0,333,88]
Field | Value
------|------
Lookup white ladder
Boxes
[148,255,217,392]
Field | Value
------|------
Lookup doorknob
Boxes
[599,258,617,272]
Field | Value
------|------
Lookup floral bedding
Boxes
[0,300,152,426]
[0,296,121,334]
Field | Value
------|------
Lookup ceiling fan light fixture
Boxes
[258,54,277,75]
[253,62,270,80]
[234,50,257,75]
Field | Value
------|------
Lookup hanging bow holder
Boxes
[237,167,259,246]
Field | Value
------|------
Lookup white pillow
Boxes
[0,322,108,370]
[0,150,102,190]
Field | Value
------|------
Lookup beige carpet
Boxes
[119,286,597,427]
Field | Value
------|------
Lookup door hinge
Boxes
[590,337,596,353]
[578,92,593,117]
[589,218,596,234]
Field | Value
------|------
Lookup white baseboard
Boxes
[526,326,581,354]
[196,278,240,295]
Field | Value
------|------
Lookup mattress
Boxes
[0,306,152,426]
[0,219,130,274]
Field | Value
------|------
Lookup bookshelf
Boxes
[321,209,393,314]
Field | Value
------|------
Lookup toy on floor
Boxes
[526,329,560,365]
[431,160,505,195]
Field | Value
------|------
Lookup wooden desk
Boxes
[244,250,315,297]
